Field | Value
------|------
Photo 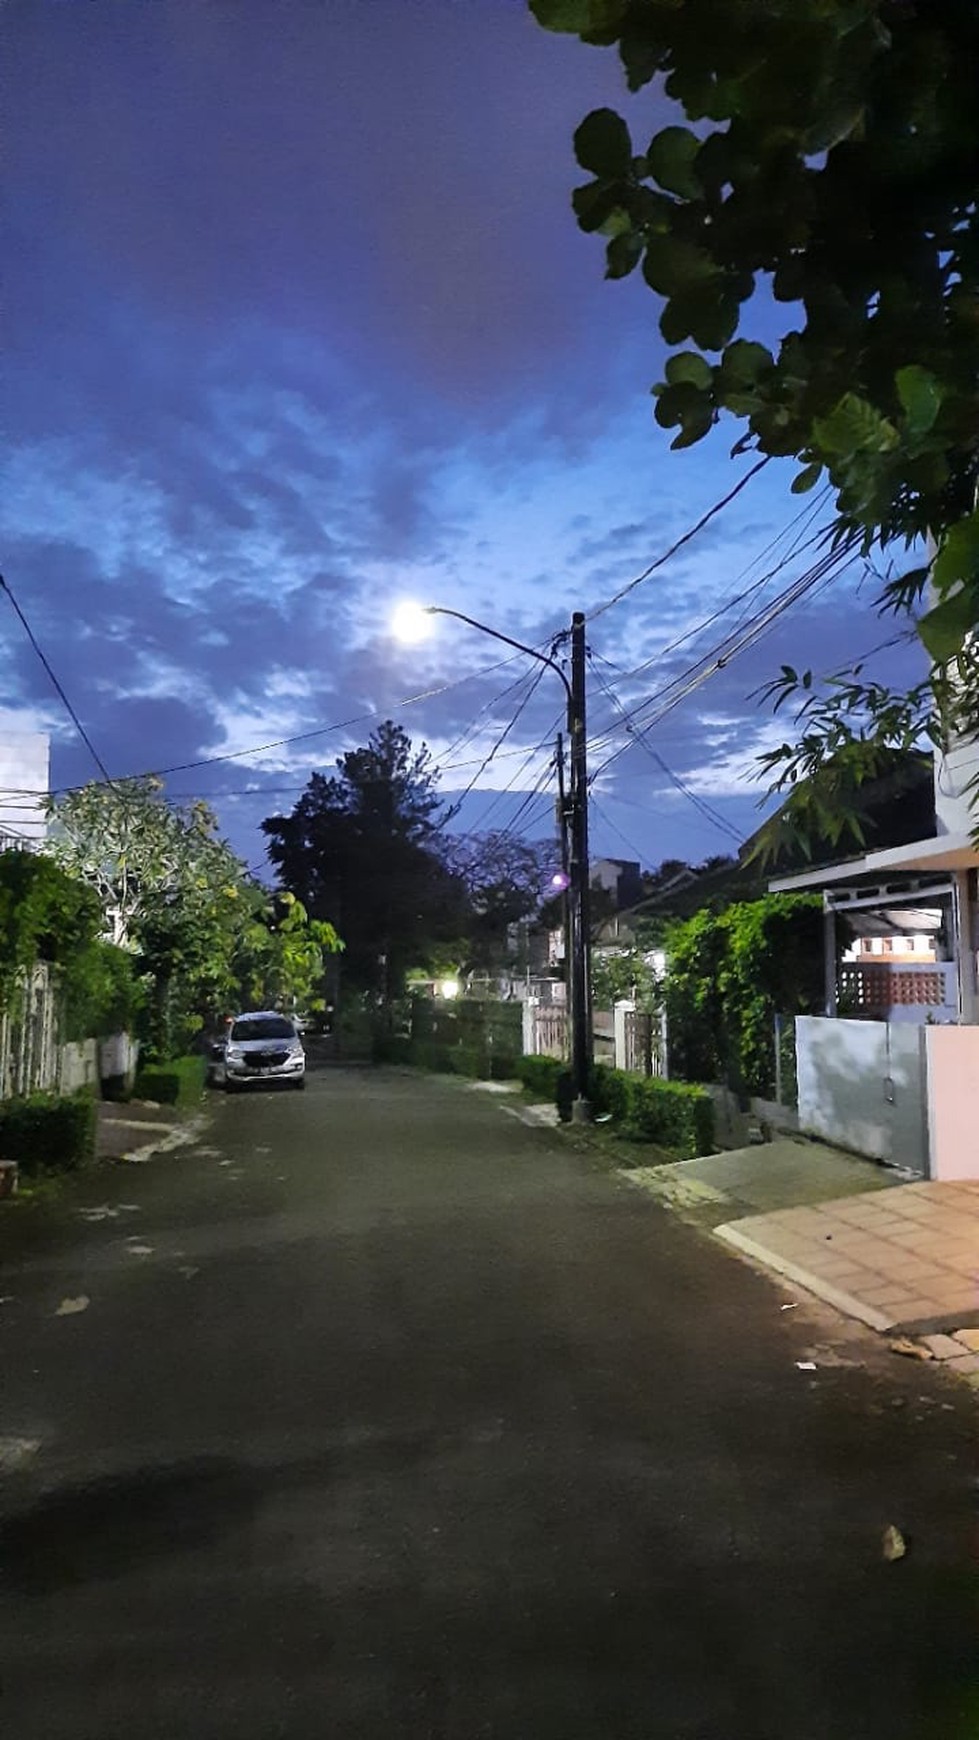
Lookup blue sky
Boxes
[2,0,924,877]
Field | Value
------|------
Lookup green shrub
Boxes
[488,1052,518,1081]
[0,1090,97,1175]
[132,1054,206,1107]
[515,1055,566,1101]
[620,1077,714,1157]
[372,1034,414,1066]
[589,1063,631,1122]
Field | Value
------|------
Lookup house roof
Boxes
[770,831,978,894]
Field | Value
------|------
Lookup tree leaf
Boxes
[573,108,633,178]
[720,339,775,384]
[530,0,627,32]
[646,125,702,199]
[790,462,822,494]
[664,351,713,390]
[813,393,899,456]
[653,379,713,440]
[572,181,627,233]
[917,584,979,664]
[895,365,943,437]
[931,512,979,592]
[605,230,644,279]
[642,235,718,297]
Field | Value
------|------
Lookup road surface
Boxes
[1,1061,976,1737]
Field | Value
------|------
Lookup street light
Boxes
[394,601,593,1119]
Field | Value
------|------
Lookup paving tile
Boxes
[856,1280,918,1302]
[888,1296,947,1321]
[953,1327,979,1351]
[945,1352,979,1374]
[922,1333,967,1359]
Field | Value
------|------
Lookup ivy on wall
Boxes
[664,894,823,1098]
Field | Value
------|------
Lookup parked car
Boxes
[223,1011,306,1091]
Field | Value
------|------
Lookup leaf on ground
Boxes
[882,1524,907,1562]
[889,1337,933,1360]
[55,1295,90,1317]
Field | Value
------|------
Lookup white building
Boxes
[0,732,50,849]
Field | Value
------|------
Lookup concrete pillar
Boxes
[951,871,979,1023]
[613,1000,635,1071]
[823,899,838,1016]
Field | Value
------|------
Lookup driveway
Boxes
[1,1063,976,1737]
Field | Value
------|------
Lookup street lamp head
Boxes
[391,600,436,645]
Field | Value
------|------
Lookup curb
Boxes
[714,1221,895,1333]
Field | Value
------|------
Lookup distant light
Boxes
[549,870,570,891]
[440,978,461,1000]
[392,600,433,645]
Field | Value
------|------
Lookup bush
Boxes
[0,1090,97,1175]
[132,1055,206,1107]
[515,1055,566,1102]
[516,1055,714,1155]
[372,1035,413,1066]
[619,1077,715,1158]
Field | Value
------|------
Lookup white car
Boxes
[223,1011,306,1091]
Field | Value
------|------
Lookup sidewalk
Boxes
[96,1099,205,1164]
[622,1137,979,1369]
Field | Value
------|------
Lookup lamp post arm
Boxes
[426,607,572,717]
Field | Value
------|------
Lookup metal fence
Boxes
[0,963,61,1099]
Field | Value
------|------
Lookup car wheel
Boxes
[225,1079,240,1094]
[294,1077,306,1091]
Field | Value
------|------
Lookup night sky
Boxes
[3,1,924,878]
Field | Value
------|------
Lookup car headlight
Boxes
[226,1046,244,1062]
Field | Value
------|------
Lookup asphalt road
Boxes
[1,1061,977,1738]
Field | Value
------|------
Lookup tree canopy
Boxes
[532,0,979,838]
[44,779,341,1054]
[263,724,560,998]
[262,723,469,1001]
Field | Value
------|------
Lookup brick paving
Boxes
[716,1180,979,1343]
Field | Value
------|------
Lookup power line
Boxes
[587,796,650,866]
[587,654,744,846]
[586,456,770,623]
[442,664,550,824]
[585,535,861,780]
[0,572,113,782]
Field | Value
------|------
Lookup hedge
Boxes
[617,1077,715,1158]
[0,1090,97,1176]
[517,1055,714,1156]
[374,1036,518,1081]
[133,1055,206,1107]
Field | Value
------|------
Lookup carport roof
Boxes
[769,831,978,894]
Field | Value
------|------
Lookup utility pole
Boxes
[568,611,592,1119]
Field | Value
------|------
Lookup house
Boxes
[0,731,50,850]
[767,737,979,1179]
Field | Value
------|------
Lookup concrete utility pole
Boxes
[568,611,593,1120]
[394,601,594,1117]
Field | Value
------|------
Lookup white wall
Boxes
[925,1025,979,1180]
[934,740,979,836]
[0,731,50,847]
[796,1016,928,1173]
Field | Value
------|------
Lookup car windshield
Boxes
[230,1016,296,1041]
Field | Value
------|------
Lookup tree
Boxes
[262,723,468,1002]
[44,780,341,1054]
[446,832,554,973]
[532,0,979,837]
[591,945,660,1011]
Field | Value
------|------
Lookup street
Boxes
[1,1059,977,1738]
